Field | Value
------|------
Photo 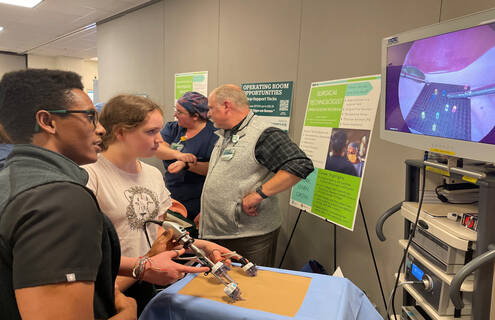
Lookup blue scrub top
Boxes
[0,144,13,170]
[161,121,218,216]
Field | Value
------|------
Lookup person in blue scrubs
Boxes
[94,102,105,112]
[346,142,364,177]
[155,92,218,220]
[0,124,12,170]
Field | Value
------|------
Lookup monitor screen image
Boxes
[380,9,495,163]
[385,23,495,144]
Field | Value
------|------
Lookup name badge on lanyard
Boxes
[171,142,184,151]
[221,148,235,161]
[171,135,187,151]
[220,134,240,161]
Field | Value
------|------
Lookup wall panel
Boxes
[96,0,495,314]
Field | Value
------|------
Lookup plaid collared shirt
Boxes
[228,120,314,178]
[255,127,314,178]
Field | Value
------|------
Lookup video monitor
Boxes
[380,9,495,163]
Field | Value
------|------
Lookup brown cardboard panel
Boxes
[178,267,312,317]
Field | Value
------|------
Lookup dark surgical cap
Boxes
[177,91,209,120]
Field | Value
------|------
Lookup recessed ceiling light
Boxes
[90,57,98,61]
[0,26,4,32]
[0,0,44,8]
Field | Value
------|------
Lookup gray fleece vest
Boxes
[200,112,280,239]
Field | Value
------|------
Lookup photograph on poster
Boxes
[325,128,370,178]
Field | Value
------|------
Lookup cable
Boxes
[359,200,388,313]
[435,183,478,205]
[389,152,428,319]
[333,223,337,272]
[386,280,423,316]
[279,209,303,268]
[143,219,163,248]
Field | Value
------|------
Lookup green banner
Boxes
[175,75,193,101]
[304,84,346,127]
[311,170,361,229]
[174,71,208,102]
[241,81,293,131]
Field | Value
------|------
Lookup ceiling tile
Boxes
[0,0,151,57]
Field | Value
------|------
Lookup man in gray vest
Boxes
[200,84,314,267]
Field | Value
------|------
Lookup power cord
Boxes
[389,151,427,319]
[359,200,388,313]
[386,280,423,316]
[143,219,164,248]
[434,182,478,205]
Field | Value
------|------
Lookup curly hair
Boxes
[0,69,83,143]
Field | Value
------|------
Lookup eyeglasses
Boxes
[34,109,100,132]
[174,108,187,116]
[49,109,100,128]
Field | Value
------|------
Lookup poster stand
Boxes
[278,209,338,274]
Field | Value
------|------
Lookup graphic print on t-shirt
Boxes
[124,186,159,230]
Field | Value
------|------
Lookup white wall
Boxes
[163,0,219,121]
[27,55,56,69]
[0,52,26,78]
[97,1,166,171]
[27,55,98,93]
[97,0,495,315]
[97,1,164,105]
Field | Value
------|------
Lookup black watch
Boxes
[255,186,268,199]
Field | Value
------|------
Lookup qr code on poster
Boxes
[279,99,289,111]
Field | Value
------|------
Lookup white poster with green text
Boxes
[290,75,381,231]
[174,71,208,102]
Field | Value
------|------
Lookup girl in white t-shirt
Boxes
[83,94,231,314]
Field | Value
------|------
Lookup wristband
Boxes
[255,186,268,199]
[184,162,190,170]
[132,256,150,281]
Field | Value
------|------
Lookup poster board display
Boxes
[290,75,381,230]
[175,71,208,102]
[241,81,294,131]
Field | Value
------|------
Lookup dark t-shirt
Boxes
[0,182,120,319]
[325,155,358,176]
[161,121,218,217]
